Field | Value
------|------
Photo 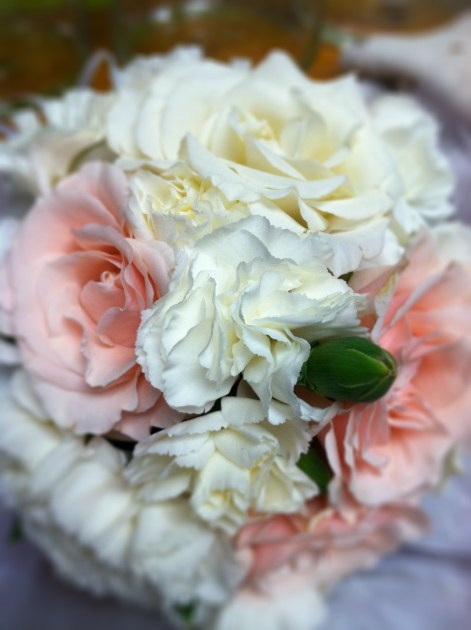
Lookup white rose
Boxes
[126,397,318,534]
[137,216,366,423]
[127,164,250,248]
[127,158,391,271]
[107,47,247,162]
[109,49,409,268]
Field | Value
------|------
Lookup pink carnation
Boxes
[324,232,471,507]
[0,162,174,439]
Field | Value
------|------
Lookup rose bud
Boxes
[298,337,397,403]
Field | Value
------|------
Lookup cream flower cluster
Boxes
[126,397,318,534]
[137,215,366,423]
[0,371,242,622]
[0,48,467,630]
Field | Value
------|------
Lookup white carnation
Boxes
[137,216,366,424]
[0,216,20,365]
[211,565,326,630]
[372,94,454,235]
[0,89,114,194]
[126,397,318,534]
[0,370,243,611]
[432,221,471,265]
[22,517,173,617]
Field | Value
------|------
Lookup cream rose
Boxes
[126,159,391,275]
[137,216,366,424]
[126,397,318,534]
[127,164,249,248]
[109,50,417,268]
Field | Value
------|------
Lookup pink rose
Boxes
[233,499,426,607]
[1,162,174,439]
[324,232,471,507]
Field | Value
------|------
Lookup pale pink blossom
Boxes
[231,499,426,625]
[1,162,174,439]
[324,232,471,507]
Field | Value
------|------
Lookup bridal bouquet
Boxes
[1,48,470,629]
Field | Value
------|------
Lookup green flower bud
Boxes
[298,337,397,403]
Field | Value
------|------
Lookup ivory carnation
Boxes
[126,397,318,534]
[137,216,366,424]
[126,161,391,274]
[212,566,326,630]
[0,370,243,611]
[0,218,20,365]
[0,162,174,439]
[0,90,114,195]
[372,94,454,234]
[433,221,471,265]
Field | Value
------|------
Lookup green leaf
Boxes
[297,440,333,494]
[8,516,23,544]
[339,271,353,283]
[175,602,196,628]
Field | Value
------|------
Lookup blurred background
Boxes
[0,0,470,101]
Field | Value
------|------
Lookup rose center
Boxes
[100,269,118,284]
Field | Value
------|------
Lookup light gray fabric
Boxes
[0,511,173,630]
